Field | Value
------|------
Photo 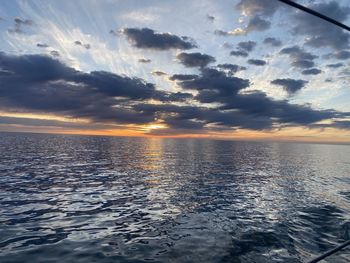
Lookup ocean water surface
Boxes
[0,132,349,262]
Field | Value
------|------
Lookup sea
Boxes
[0,132,349,263]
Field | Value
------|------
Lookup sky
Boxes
[0,0,350,142]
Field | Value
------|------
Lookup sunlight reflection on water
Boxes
[0,133,349,263]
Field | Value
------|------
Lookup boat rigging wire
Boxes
[277,0,350,32]
[306,240,350,263]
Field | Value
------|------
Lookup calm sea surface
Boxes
[0,132,349,263]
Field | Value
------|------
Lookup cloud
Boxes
[230,50,249,57]
[0,52,186,125]
[138,58,151,63]
[214,30,231,36]
[326,63,344,68]
[176,52,216,68]
[292,1,350,51]
[178,68,249,96]
[233,0,282,34]
[291,60,315,69]
[334,50,350,60]
[0,116,119,130]
[50,50,60,57]
[0,52,348,133]
[238,41,256,52]
[271,78,308,95]
[246,15,271,32]
[8,17,34,34]
[301,68,322,75]
[218,16,271,36]
[214,28,249,36]
[74,40,91,49]
[236,0,281,17]
[247,59,266,66]
[172,68,347,130]
[37,43,49,48]
[280,46,317,61]
[222,42,234,49]
[207,14,215,22]
[163,92,193,102]
[312,120,350,130]
[109,29,118,36]
[280,45,317,69]
[263,37,282,47]
[151,71,167,76]
[216,64,247,73]
[120,27,197,50]
[169,74,199,81]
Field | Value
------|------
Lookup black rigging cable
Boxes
[307,240,350,263]
[277,0,350,32]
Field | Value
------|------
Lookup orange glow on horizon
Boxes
[1,112,349,143]
[1,124,350,144]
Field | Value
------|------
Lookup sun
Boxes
[141,122,167,132]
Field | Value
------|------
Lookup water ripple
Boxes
[0,133,349,262]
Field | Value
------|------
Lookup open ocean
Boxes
[0,132,349,263]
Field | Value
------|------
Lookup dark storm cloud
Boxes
[230,50,249,57]
[238,41,256,52]
[247,59,266,66]
[301,68,322,75]
[37,43,49,48]
[121,28,197,50]
[138,58,151,63]
[292,1,350,51]
[134,103,273,131]
[176,52,216,68]
[178,68,249,96]
[326,63,343,68]
[169,74,199,81]
[271,78,308,95]
[219,92,344,127]
[280,46,317,61]
[1,52,349,133]
[172,68,348,130]
[292,60,315,69]
[263,37,282,47]
[8,17,33,34]
[334,50,350,60]
[162,92,193,102]
[280,46,317,69]
[0,52,187,125]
